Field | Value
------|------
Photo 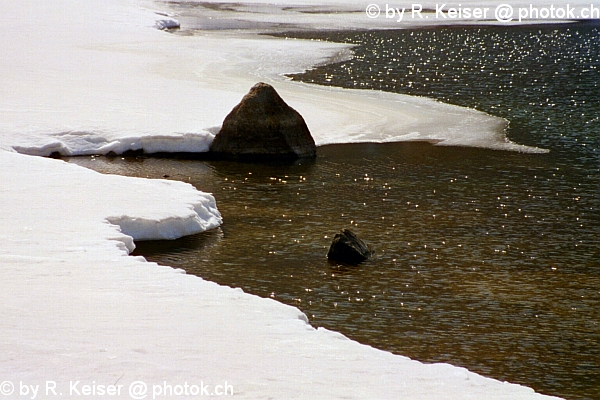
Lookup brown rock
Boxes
[327,229,374,265]
[210,82,316,160]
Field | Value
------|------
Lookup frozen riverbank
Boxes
[0,0,552,156]
[0,0,570,398]
[0,152,561,399]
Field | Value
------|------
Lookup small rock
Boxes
[327,229,374,265]
[210,82,316,160]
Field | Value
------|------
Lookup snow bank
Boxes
[0,151,221,248]
[0,0,549,156]
[0,0,566,398]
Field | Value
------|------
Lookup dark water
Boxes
[68,25,599,399]
[286,24,600,165]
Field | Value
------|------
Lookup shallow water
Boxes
[68,23,599,400]
[70,142,598,399]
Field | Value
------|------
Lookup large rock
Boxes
[210,82,316,160]
[327,229,374,265]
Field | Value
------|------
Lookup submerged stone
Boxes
[327,229,374,265]
[209,82,316,160]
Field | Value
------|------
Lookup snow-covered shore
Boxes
[0,0,570,398]
[0,154,560,400]
[1,0,556,156]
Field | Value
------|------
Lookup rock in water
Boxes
[327,229,374,265]
[210,82,317,160]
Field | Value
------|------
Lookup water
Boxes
[286,24,600,165]
[68,24,599,399]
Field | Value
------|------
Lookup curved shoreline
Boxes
[0,0,567,398]
[1,1,547,157]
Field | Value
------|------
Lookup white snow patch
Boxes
[0,0,549,156]
[0,151,221,249]
[156,18,181,30]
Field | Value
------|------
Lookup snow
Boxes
[155,19,181,30]
[0,0,567,398]
[0,0,551,156]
